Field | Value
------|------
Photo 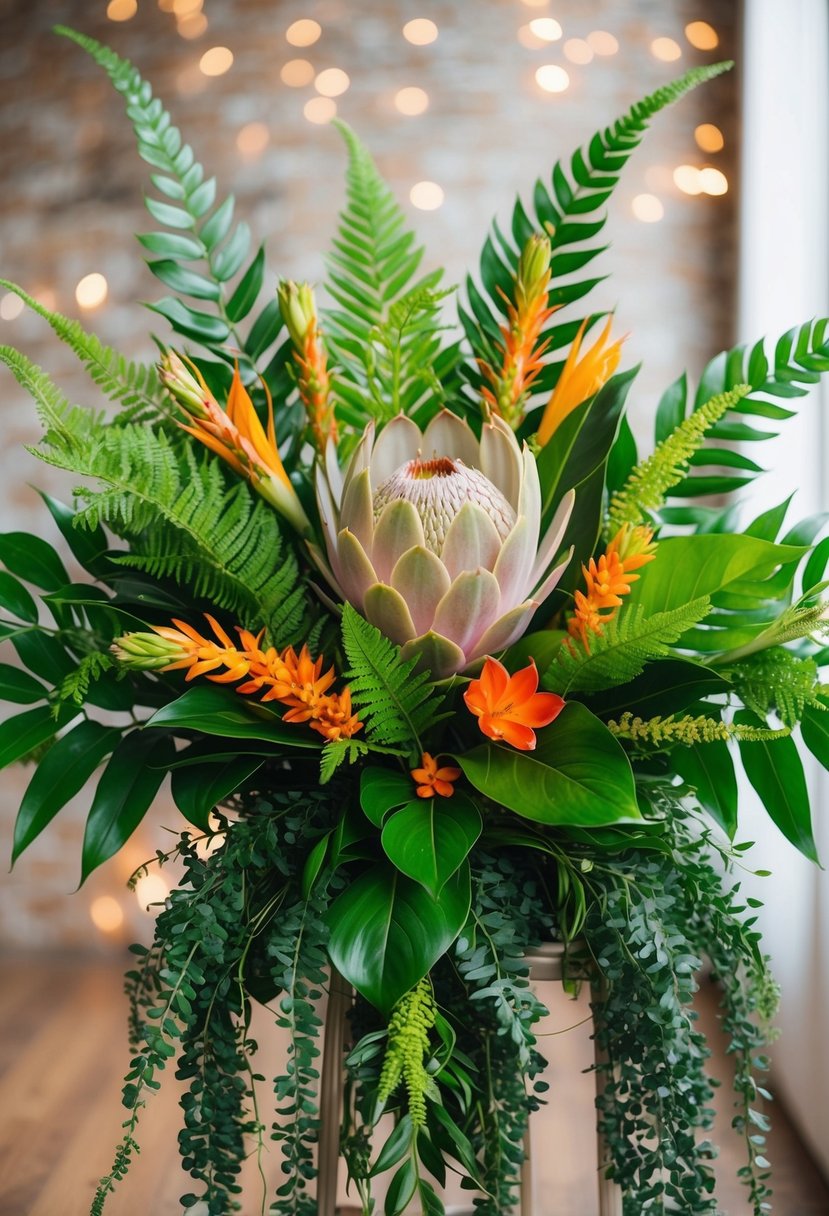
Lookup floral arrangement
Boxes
[3,28,829,1216]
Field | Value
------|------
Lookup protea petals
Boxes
[315,409,575,677]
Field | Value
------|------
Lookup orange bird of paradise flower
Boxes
[536,315,626,445]
[463,656,565,751]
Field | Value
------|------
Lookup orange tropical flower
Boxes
[568,524,657,650]
[159,353,312,536]
[112,616,362,741]
[411,752,462,799]
[278,280,336,453]
[536,315,626,445]
[480,234,558,428]
[463,656,565,751]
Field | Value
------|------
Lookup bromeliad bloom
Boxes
[536,315,626,445]
[113,616,362,742]
[479,233,557,428]
[278,280,336,453]
[463,656,565,751]
[411,752,462,799]
[159,353,312,536]
[314,409,575,678]
[568,523,657,649]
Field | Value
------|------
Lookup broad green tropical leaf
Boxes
[381,793,482,896]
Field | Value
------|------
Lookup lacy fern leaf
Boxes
[0,280,164,424]
[725,649,829,726]
[340,604,448,754]
[462,62,733,396]
[325,123,458,426]
[549,597,712,694]
[319,738,370,784]
[607,384,751,533]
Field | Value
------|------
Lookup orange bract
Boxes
[411,752,462,798]
[536,316,626,444]
[148,616,362,741]
[568,524,657,650]
[463,656,565,751]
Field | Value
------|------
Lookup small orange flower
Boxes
[411,752,462,798]
[278,280,336,452]
[536,315,626,445]
[568,524,657,650]
[463,657,565,751]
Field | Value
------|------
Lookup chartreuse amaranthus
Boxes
[377,978,437,1127]
[608,712,791,746]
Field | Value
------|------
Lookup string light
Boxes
[199,46,234,76]
[172,0,202,12]
[134,873,170,910]
[177,12,208,38]
[564,38,593,64]
[528,17,562,41]
[699,167,728,196]
[107,0,138,20]
[535,64,570,93]
[410,181,444,210]
[651,37,682,61]
[304,96,337,123]
[520,0,549,7]
[315,67,350,97]
[286,18,322,47]
[402,18,438,45]
[90,896,124,932]
[237,122,270,157]
[394,86,429,116]
[632,194,664,222]
[517,25,545,49]
[280,58,315,86]
[587,30,619,55]
[0,293,24,321]
[75,273,108,310]
[673,164,703,195]
[158,0,177,10]
[695,123,724,153]
[685,21,719,50]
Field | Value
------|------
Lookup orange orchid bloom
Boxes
[463,656,565,751]
[159,353,312,536]
[411,752,462,799]
[536,315,626,445]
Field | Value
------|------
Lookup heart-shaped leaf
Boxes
[381,794,482,896]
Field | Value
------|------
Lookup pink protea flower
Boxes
[313,409,574,678]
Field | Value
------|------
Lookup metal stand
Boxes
[317,944,622,1216]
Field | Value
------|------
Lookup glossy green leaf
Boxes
[147,258,221,301]
[0,533,69,591]
[145,685,321,747]
[385,1158,417,1216]
[799,703,829,774]
[80,729,177,882]
[503,629,566,675]
[360,767,413,827]
[226,246,265,322]
[212,222,252,281]
[137,230,206,259]
[171,753,264,831]
[0,664,49,704]
[326,862,471,1014]
[144,195,193,230]
[0,572,37,623]
[147,297,231,344]
[381,794,482,897]
[456,702,641,827]
[735,711,818,862]
[9,630,75,686]
[370,1116,414,1177]
[36,492,113,578]
[673,739,738,838]
[629,536,808,616]
[13,720,121,862]
[301,832,331,899]
[583,659,731,721]
[0,702,79,772]
[200,195,235,250]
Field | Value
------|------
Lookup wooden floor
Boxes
[0,956,827,1216]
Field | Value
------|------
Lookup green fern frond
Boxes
[607,384,751,534]
[725,649,829,728]
[462,62,733,397]
[0,345,102,452]
[0,280,164,423]
[319,738,370,784]
[325,124,458,427]
[340,604,448,755]
[549,596,711,694]
[53,652,115,716]
[56,27,275,370]
[654,319,829,509]
[608,710,790,747]
[377,978,437,1126]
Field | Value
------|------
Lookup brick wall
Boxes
[0,0,737,950]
